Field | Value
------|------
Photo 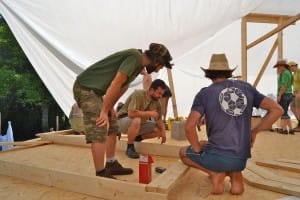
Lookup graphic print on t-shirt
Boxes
[219,87,247,116]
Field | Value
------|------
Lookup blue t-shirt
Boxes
[191,80,265,159]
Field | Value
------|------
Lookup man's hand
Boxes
[96,111,109,131]
[158,133,166,144]
[149,111,159,120]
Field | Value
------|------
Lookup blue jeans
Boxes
[279,93,293,119]
[185,146,247,172]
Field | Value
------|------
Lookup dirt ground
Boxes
[0,127,299,200]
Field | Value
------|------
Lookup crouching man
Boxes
[118,79,167,159]
[179,54,283,195]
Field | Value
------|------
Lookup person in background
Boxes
[118,79,167,159]
[142,71,172,124]
[73,43,173,178]
[274,59,294,134]
[69,103,84,134]
[288,61,300,132]
[179,54,283,195]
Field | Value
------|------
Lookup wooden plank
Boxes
[146,161,188,194]
[241,17,247,82]
[245,13,293,24]
[35,129,74,137]
[38,133,182,157]
[253,40,278,87]
[276,159,300,165]
[256,160,300,173]
[0,159,166,200]
[243,169,300,196]
[0,140,52,147]
[246,161,300,186]
[247,13,300,49]
[167,68,178,118]
[39,133,90,147]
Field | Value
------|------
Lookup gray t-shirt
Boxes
[191,80,265,159]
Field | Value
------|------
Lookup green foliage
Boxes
[0,14,69,138]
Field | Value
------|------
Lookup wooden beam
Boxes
[35,129,74,137]
[276,159,300,165]
[253,40,278,87]
[256,160,300,173]
[244,13,294,24]
[241,17,247,81]
[0,160,166,200]
[0,140,52,147]
[243,169,300,196]
[247,13,300,49]
[277,17,283,59]
[38,132,181,157]
[167,68,178,118]
[146,161,188,194]
[246,161,300,186]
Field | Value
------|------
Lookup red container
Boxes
[139,155,153,184]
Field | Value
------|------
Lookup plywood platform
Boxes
[1,129,300,199]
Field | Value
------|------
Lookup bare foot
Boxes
[228,172,244,195]
[210,172,226,194]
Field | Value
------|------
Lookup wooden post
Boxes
[56,116,59,131]
[167,68,178,119]
[277,17,283,59]
[253,40,278,87]
[247,13,300,49]
[241,17,247,82]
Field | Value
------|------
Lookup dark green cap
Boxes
[149,43,173,69]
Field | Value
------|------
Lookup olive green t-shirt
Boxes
[118,89,162,123]
[76,49,144,95]
[293,68,300,92]
[278,69,293,94]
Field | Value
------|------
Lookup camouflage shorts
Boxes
[73,82,119,143]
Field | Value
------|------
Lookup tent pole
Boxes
[253,40,278,88]
[241,17,247,82]
[167,68,178,119]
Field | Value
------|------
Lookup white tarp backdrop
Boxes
[0,0,299,117]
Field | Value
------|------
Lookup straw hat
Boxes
[201,54,236,72]
[273,59,289,68]
[288,61,298,67]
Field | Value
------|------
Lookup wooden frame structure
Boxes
[241,13,300,85]
[243,160,300,196]
[0,131,188,199]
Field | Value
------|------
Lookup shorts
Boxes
[185,146,247,172]
[73,82,119,143]
[118,117,157,135]
[279,93,293,119]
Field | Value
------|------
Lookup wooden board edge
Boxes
[146,161,189,193]
[256,160,300,173]
[243,169,300,196]
[246,160,300,186]
[0,159,166,200]
[38,133,182,157]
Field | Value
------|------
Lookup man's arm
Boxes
[96,71,128,127]
[277,84,287,102]
[185,110,202,152]
[251,97,283,147]
[128,110,159,119]
[156,119,166,144]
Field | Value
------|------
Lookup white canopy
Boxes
[0,0,299,117]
